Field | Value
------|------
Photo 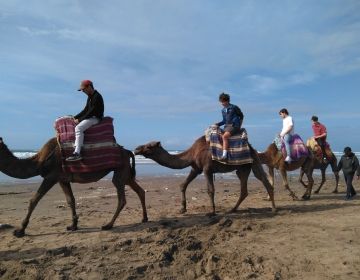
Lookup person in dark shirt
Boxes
[337,146,359,200]
[215,92,244,161]
[66,80,104,162]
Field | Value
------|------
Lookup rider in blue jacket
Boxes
[215,92,244,161]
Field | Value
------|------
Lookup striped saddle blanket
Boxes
[205,126,253,165]
[54,116,121,173]
[274,134,309,161]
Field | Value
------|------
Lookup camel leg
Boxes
[302,169,314,200]
[102,171,127,230]
[59,181,79,231]
[204,171,216,216]
[314,168,326,194]
[127,179,148,222]
[14,177,58,238]
[299,168,308,188]
[229,167,251,212]
[331,161,339,193]
[179,168,201,214]
[279,169,298,200]
[267,166,275,187]
[251,163,276,212]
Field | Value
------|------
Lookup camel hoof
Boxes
[66,225,78,231]
[101,224,113,231]
[13,229,25,238]
[302,195,311,200]
[332,190,338,194]
[142,217,148,223]
[314,190,319,194]
[179,208,187,214]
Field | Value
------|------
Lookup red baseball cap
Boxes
[78,80,93,91]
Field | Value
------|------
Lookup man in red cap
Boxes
[66,80,104,161]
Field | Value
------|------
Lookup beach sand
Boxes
[0,174,359,279]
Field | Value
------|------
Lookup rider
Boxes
[66,80,104,162]
[311,115,328,161]
[279,108,294,163]
[215,92,244,161]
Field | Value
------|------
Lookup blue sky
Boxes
[1,1,360,152]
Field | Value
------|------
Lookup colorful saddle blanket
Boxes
[206,126,253,165]
[274,134,309,161]
[306,138,332,160]
[54,116,121,173]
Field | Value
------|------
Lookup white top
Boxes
[280,115,294,136]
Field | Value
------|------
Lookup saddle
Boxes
[54,116,122,173]
[306,138,333,162]
[274,134,309,162]
[205,125,253,165]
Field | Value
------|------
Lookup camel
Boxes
[134,136,276,216]
[299,150,339,194]
[0,137,147,237]
[258,143,315,200]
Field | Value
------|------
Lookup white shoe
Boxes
[285,156,292,162]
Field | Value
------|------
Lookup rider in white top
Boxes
[279,108,294,162]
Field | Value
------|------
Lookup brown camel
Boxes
[258,143,315,200]
[134,136,276,216]
[0,137,147,237]
[299,151,339,194]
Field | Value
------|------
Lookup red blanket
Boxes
[54,116,122,173]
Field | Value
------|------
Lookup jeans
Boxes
[344,172,356,198]
[74,117,100,154]
[283,134,292,158]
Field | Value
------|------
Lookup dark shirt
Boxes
[217,104,244,128]
[338,153,359,174]
[75,90,104,122]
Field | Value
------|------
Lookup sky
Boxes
[1,1,360,152]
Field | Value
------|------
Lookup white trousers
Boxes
[74,117,100,154]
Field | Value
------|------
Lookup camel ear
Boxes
[155,141,161,147]
[0,137,2,144]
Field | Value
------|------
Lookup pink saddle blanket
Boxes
[54,116,122,173]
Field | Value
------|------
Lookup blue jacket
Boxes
[217,104,244,128]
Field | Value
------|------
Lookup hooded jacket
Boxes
[338,152,359,174]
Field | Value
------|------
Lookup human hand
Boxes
[74,119,79,124]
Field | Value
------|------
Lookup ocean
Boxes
[0,150,358,185]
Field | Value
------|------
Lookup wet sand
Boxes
[0,174,359,279]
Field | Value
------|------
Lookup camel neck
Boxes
[0,152,40,179]
[153,149,193,169]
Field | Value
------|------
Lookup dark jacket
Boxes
[217,104,244,128]
[338,153,359,174]
[75,90,104,122]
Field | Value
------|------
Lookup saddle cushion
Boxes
[54,116,122,173]
[306,138,332,160]
[274,134,309,161]
[206,126,253,165]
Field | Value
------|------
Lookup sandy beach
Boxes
[0,174,359,280]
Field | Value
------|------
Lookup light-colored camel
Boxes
[258,143,315,200]
[134,136,276,216]
[0,137,147,237]
[299,150,339,194]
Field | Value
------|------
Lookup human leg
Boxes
[67,117,99,161]
[344,172,355,199]
[283,134,292,162]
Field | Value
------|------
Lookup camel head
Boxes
[134,141,162,158]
